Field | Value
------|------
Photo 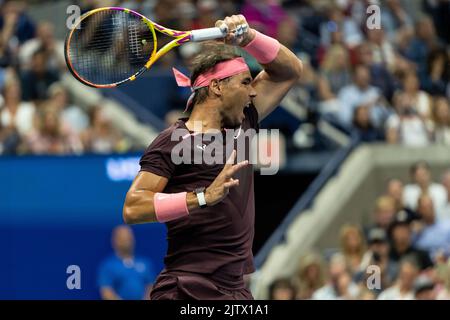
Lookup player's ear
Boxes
[209,79,222,97]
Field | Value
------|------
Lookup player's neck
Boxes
[186,101,223,132]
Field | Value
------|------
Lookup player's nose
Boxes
[249,86,257,98]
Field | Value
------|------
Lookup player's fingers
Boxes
[237,14,247,25]
[215,19,228,33]
[224,178,239,188]
[228,160,249,175]
[224,16,237,36]
[224,149,236,167]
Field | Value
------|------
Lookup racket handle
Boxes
[190,27,227,42]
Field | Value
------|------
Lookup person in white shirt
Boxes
[377,258,418,300]
[338,65,389,128]
[403,161,447,218]
[385,92,432,147]
[413,194,450,260]
[0,78,35,136]
[312,253,360,300]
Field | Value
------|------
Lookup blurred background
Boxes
[0,0,449,300]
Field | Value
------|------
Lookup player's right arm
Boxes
[123,150,247,224]
[123,171,198,224]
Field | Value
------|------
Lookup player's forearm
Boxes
[243,28,303,82]
[259,43,303,82]
[122,190,200,224]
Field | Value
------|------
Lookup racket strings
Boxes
[68,9,155,85]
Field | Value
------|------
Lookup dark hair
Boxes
[189,41,240,106]
[268,278,297,300]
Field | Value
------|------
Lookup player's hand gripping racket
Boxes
[64,7,239,88]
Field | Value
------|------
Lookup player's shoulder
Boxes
[148,118,190,147]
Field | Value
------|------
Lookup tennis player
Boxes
[123,14,303,300]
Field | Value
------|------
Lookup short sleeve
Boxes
[97,261,114,288]
[139,129,178,178]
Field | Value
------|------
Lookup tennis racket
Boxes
[64,7,232,88]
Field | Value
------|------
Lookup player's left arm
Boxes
[250,43,303,121]
[216,15,303,121]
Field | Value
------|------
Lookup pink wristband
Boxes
[154,192,189,223]
[243,30,280,64]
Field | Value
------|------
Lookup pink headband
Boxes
[172,57,250,111]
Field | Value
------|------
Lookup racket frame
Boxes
[65,6,218,88]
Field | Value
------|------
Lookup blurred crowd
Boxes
[0,0,133,155]
[1,0,449,155]
[269,161,450,300]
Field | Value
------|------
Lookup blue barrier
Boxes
[0,154,167,299]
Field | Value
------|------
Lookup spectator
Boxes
[191,0,221,31]
[19,21,65,72]
[24,106,83,155]
[431,97,450,145]
[365,27,397,73]
[423,48,450,96]
[385,92,433,146]
[402,161,447,214]
[81,106,129,154]
[400,72,432,120]
[357,288,376,300]
[0,1,35,45]
[359,228,397,293]
[268,278,297,300]
[20,46,59,102]
[413,194,450,260]
[98,225,156,300]
[319,3,363,49]
[351,104,384,142]
[0,77,35,136]
[0,116,21,154]
[405,15,443,84]
[413,274,436,300]
[388,210,433,271]
[0,21,15,68]
[338,224,366,276]
[385,179,405,211]
[312,253,360,300]
[356,41,396,101]
[294,251,326,300]
[47,83,89,134]
[318,44,352,97]
[368,195,397,232]
[338,65,388,128]
[377,257,418,300]
[380,0,413,41]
